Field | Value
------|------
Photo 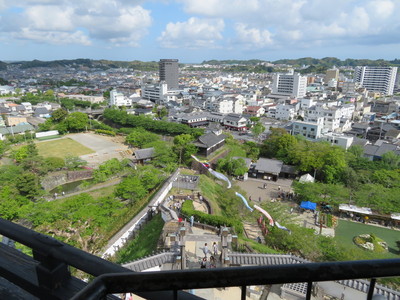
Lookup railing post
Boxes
[306,281,312,300]
[33,249,71,291]
[367,278,376,300]
[241,285,246,300]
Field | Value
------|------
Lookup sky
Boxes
[0,0,399,63]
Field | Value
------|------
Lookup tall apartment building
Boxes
[325,68,339,82]
[354,66,398,95]
[271,71,307,98]
[159,59,179,90]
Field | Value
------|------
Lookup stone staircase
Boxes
[243,221,265,243]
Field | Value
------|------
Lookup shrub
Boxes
[95,129,116,136]
[181,200,243,234]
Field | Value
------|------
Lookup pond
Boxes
[49,179,93,195]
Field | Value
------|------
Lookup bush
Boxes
[95,129,116,136]
[181,200,243,234]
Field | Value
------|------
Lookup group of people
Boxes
[200,242,218,268]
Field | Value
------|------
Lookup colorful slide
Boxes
[191,154,232,188]
[254,205,274,226]
[235,192,253,212]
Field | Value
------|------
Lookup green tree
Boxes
[0,185,31,220]
[251,122,265,140]
[65,112,89,132]
[173,134,198,165]
[15,172,42,200]
[126,128,160,148]
[381,151,400,169]
[115,176,147,204]
[146,140,178,172]
[51,108,68,122]
[243,141,260,161]
[0,140,8,157]
[44,157,66,171]
[217,157,248,176]
[65,155,88,170]
[11,145,30,163]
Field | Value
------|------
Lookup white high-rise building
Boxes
[272,72,307,98]
[354,66,397,95]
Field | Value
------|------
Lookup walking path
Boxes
[46,177,122,201]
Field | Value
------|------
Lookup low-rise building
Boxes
[223,114,247,131]
[292,120,323,140]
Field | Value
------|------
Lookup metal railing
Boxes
[1,217,400,300]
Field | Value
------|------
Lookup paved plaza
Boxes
[234,177,294,203]
[67,133,131,167]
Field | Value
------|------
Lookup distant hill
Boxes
[6,59,159,71]
[1,58,399,71]
[273,57,400,68]
[0,61,7,71]
[201,59,265,65]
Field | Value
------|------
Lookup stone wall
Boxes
[41,170,93,191]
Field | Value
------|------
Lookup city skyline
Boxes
[0,0,400,63]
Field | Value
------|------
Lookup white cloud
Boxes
[179,0,400,49]
[368,0,395,19]
[24,6,74,31]
[0,0,152,47]
[234,23,274,48]
[158,17,224,48]
[14,29,91,45]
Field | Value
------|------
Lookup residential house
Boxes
[366,124,398,142]
[363,142,400,161]
[133,148,155,164]
[244,106,265,117]
[21,102,33,114]
[194,132,226,157]
[275,104,295,120]
[34,107,51,118]
[6,115,28,126]
[223,114,247,131]
[249,158,283,181]
[345,123,371,138]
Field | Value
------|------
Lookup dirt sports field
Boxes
[37,133,132,168]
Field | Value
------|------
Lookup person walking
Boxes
[190,215,194,227]
[200,257,207,269]
[213,242,218,256]
[203,243,209,257]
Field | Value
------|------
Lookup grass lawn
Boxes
[114,214,165,263]
[335,219,400,257]
[35,138,94,158]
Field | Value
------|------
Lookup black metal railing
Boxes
[1,217,400,300]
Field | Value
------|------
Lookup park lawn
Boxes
[335,219,400,258]
[35,138,94,158]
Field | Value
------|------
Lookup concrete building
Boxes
[110,89,132,107]
[141,83,168,103]
[354,66,398,95]
[325,68,339,83]
[272,71,307,98]
[159,59,179,90]
[319,133,354,149]
[292,120,323,140]
[275,104,296,120]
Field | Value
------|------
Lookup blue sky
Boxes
[0,0,399,63]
